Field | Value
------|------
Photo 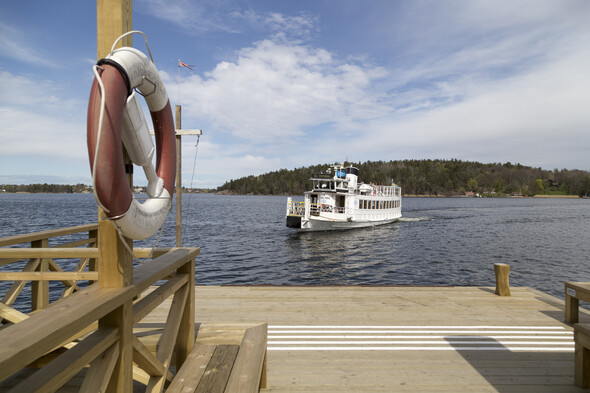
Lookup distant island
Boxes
[0,184,215,194]
[216,159,590,197]
[3,159,590,197]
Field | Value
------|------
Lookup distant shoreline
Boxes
[1,191,584,199]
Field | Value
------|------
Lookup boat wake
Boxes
[398,216,429,222]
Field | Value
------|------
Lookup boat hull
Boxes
[299,216,400,232]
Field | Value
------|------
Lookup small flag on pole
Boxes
[178,60,196,70]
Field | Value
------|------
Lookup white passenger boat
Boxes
[286,164,402,231]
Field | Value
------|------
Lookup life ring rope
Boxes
[110,30,155,63]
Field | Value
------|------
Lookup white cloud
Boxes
[357,48,590,170]
[0,107,86,160]
[0,71,88,169]
[178,40,388,143]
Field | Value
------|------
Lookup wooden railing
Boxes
[0,224,99,317]
[0,225,200,392]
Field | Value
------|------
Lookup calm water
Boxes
[1,193,589,301]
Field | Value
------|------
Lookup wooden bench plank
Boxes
[166,323,268,393]
[165,345,216,393]
[225,323,268,393]
[195,345,239,393]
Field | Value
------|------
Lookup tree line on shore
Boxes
[0,184,215,194]
[0,183,91,193]
[217,159,590,197]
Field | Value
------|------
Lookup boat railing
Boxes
[0,224,200,391]
[287,199,305,217]
[356,185,401,197]
[309,203,348,215]
[310,203,320,216]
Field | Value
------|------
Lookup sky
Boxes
[1,0,589,188]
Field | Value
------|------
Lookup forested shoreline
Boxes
[3,160,589,197]
[217,159,590,197]
[0,184,91,194]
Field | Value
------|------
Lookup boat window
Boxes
[345,167,359,176]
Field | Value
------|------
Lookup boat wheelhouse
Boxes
[286,164,402,231]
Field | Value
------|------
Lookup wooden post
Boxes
[175,257,195,370]
[88,227,98,285]
[97,209,132,288]
[566,285,580,324]
[575,324,590,388]
[97,1,134,391]
[97,0,132,59]
[166,106,202,247]
[30,239,49,311]
[175,105,182,247]
[494,263,511,296]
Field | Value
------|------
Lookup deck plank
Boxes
[151,286,585,393]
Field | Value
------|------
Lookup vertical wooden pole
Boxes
[97,210,132,288]
[175,105,182,247]
[30,239,49,311]
[88,228,98,285]
[175,258,195,370]
[566,293,580,324]
[97,0,132,58]
[96,1,133,392]
[574,326,590,388]
[494,263,511,296]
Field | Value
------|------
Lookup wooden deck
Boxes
[140,285,587,393]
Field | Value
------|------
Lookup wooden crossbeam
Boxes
[0,258,40,305]
[0,224,97,248]
[0,272,99,281]
[0,302,28,324]
[146,283,189,392]
[80,342,120,393]
[9,327,118,393]
[0,248,99,259]
[133,274,188,324]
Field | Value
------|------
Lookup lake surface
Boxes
[1,193,589,300]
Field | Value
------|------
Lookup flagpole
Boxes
[177,59,180,105]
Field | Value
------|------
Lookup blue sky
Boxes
[1,0,589,188]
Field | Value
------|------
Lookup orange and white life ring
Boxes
[87,43,175,240]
